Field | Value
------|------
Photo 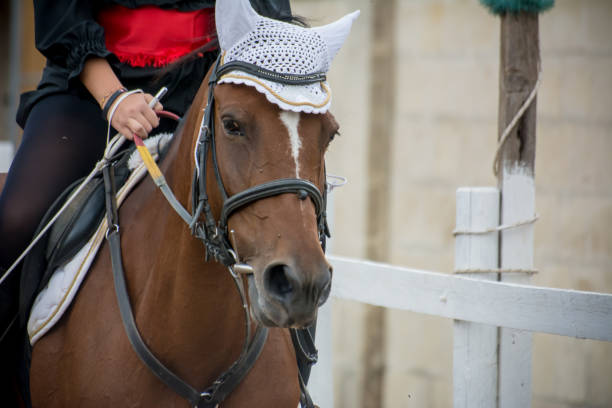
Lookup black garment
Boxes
[17,0,292,127]
[4,0,292,270]
[0,94,108,271]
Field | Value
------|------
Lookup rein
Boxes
[105,55,327,407]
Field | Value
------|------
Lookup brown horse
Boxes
[2,2,360,405]
[24,53,344,405]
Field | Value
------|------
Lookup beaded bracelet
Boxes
[102,87,128,121]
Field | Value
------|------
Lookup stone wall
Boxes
[292,0,612,407]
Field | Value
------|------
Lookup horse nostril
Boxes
[265,264,294,298]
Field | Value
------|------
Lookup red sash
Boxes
[97,5,216,67]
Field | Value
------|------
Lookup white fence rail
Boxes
[310,187,612,407]
[329,256,612,342]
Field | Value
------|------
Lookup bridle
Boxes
[104,53,328,407]
[190,54,330,267]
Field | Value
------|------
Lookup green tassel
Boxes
[480,0,555,14]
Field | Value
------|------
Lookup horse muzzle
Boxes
[247,259,332,328]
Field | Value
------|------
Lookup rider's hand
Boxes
[109,92,163,140]
[80,58,162,140]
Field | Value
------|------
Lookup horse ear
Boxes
[313,10,360,67]
[216,0,260,51]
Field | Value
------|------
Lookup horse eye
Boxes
[222,119,243,136]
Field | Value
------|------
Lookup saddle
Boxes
[18,144,136,329]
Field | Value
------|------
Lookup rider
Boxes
[0,0,292,403]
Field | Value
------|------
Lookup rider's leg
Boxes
[0,93,107,272]
[0,93,106,406]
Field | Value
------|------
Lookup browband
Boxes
[217,60,326,85]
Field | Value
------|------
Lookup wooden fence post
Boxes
[497,11,539,408]
[453,187,500,408]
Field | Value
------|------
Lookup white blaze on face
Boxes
[279,111,302,178]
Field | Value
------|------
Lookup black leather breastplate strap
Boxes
[103,164,268,408]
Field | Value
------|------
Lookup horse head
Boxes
[198,0,359,328]
[212,84,335,328]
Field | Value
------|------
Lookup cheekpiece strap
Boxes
[216,60,326,85]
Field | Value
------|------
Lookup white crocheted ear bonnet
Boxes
[215,0,359,114]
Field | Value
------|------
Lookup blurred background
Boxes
[1,1,610,407]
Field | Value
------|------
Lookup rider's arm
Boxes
[79,57,124,110]
[31,0,161,140]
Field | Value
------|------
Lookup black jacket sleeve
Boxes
[32,0,292,80]
[33,0,110,80]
